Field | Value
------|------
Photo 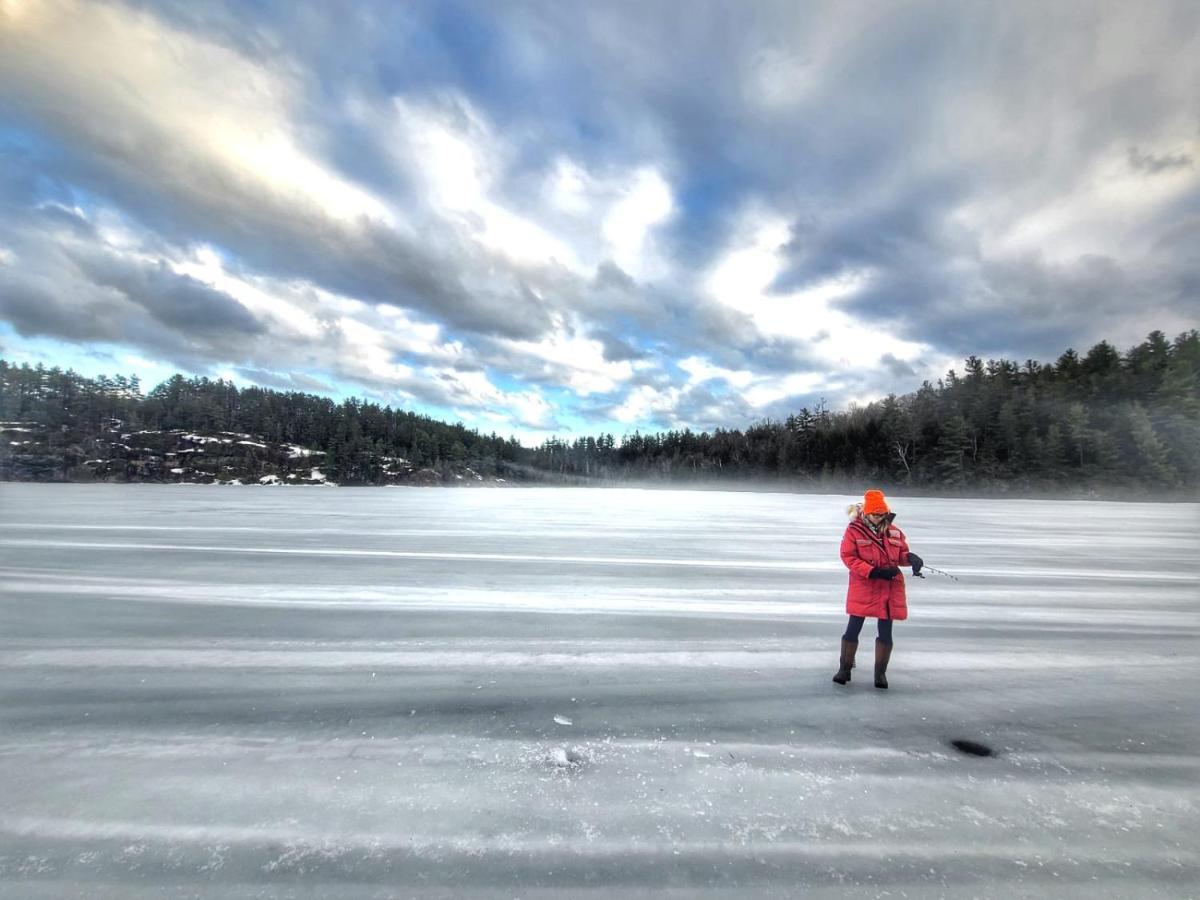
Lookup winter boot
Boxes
[832,639,857,685]
[874,640,893,689]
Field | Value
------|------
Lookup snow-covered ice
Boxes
[0,483,1197,898]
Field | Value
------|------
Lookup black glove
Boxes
[907,552,923,575]
[868,566,901,580]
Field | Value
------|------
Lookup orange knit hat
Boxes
[862,489,889,515]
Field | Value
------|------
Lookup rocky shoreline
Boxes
[0,421,510,487]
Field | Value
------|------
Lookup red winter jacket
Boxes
[840,509,913,621]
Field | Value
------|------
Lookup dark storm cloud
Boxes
[0,150,268,363]
[0,280,129,344]
[665,384,748,432]
[0,265,263,374]
[592,261,636,292]
[0,176,282,374]
[777,152,1197,362]
[590,330,647,363]
[880,354,917,380]
[70,253,265,337]
[1128,146,1193,175]
[32,204,98,239]
[778,174,976,293]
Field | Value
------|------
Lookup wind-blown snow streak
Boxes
[3,646,1180,670]
[0,538,839,571]
[3,815,1190,865]
[3,537,1195,582]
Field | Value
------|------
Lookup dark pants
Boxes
[843,615,893,646]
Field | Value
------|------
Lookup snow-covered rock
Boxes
[546,746,589,769]
[181,434,225,445]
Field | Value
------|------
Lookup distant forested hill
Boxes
[1,329,1197,495]
[529,329,1200,496]
[0,366,525,486]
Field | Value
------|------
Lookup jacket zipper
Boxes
[854,519,894,620]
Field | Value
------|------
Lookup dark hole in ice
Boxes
[950,739,994,757]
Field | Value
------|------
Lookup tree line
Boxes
[529,329,1199,494]
[1,329,1196,492]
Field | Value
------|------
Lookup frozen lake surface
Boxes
[1,483,1197,898]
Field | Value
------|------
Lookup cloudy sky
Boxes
[1,0,1197,443]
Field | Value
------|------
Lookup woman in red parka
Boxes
[833,489,922,689]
